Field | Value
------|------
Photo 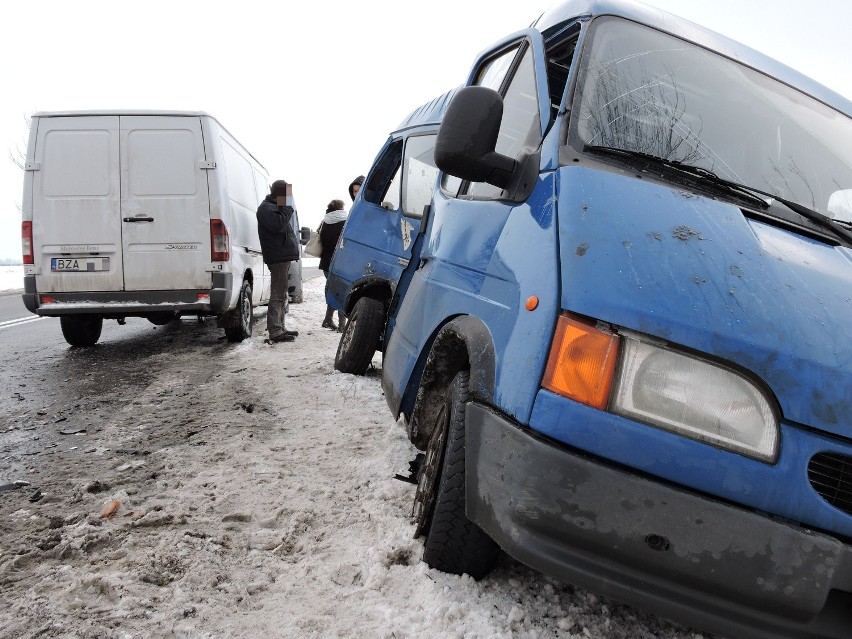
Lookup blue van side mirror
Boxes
[435,86,516,189]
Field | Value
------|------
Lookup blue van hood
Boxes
[558,166,852,438]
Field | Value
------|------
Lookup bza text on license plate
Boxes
[51,257,110,272]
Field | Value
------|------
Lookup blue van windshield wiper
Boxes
[584,145,770,210]
[584,145,852,246]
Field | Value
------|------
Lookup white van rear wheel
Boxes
[60,315,103,347]
[224,280,253,342]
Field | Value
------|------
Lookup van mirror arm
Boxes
[475,152,516,189]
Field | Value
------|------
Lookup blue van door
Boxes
[382,31,556,420]
[327,133,438,314]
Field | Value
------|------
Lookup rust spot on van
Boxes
[672,225,702,241]
[576,243,589,256]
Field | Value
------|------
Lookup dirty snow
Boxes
[0,276,711,639]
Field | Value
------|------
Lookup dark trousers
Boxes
[267,261,290,337]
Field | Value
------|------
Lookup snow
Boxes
[0,276,710,639]
[0,264,23,292]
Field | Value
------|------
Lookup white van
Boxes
[20,110,307,346]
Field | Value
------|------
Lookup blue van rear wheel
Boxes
[334,297,384,375]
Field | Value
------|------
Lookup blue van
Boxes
[327,1,852,637]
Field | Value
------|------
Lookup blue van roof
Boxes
[400,0,852,128]
[534,0,852,116]
[395,87,460,130]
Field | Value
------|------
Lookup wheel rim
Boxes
[412,403,448,538]
[240,289,251,331]
[339,310,357,354]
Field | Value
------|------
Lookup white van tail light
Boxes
[22,222,34,264]
[210,219,230,262]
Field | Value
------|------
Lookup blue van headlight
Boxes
[611,337,779,462]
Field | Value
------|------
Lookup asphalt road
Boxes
[0,266,321,471]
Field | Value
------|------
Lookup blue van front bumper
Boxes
[464,402,852,639]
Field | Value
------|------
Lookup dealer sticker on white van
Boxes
[51,257,110,272]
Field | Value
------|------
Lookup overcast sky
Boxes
[2,0,851,261]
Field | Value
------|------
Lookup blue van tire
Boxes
[224,280,253,342]
[60,315,103,347]
[334,297,384,375]
[421,371,500,579]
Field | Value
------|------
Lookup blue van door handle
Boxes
[123,217,154,222]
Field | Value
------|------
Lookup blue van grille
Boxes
[808,453,852,516]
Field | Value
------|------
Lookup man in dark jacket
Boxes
[257,180,300,342]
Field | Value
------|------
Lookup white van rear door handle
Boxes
[123,216,154,222]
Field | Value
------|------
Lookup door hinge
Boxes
[199,161,217,170]
[25,162,41,171]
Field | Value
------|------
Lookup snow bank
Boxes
[0,264,23,292]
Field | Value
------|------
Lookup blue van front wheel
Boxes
[420,370,500,579]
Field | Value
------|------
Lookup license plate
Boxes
[51,257,110,272]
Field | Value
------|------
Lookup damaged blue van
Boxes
[327,1,852,637]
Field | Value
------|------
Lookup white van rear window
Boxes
[43,130,111,197]
[128,129,197,196]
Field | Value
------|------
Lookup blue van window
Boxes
[402,135,438,218]
[573,16,852,220]
[544,34,578,121]
[363,140,403,210]
[383,166,402,211]
[468,45,541,198]
[475,45,520,91]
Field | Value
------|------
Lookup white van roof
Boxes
[31,110,268,173]
[32,110,211,117]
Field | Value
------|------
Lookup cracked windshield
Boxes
[574,16,852,223]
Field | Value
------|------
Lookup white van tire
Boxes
[147,313,178,326]
[224,280,254,342]
[60,315,103,347]
[334,297,384,375]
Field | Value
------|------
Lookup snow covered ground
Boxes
[0,264,23,293]
[0,276,711,638]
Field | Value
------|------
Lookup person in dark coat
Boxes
[257,180,300,342]
[348,175,365,201]
[319,199,348,330]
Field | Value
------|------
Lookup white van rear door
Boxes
[32,115,124,293]
[119,116,210,291]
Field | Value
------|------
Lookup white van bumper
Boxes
[22,273,233,316]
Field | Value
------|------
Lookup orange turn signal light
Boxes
[542,314,620,410]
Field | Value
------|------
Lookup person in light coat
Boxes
[319,199,348,331]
